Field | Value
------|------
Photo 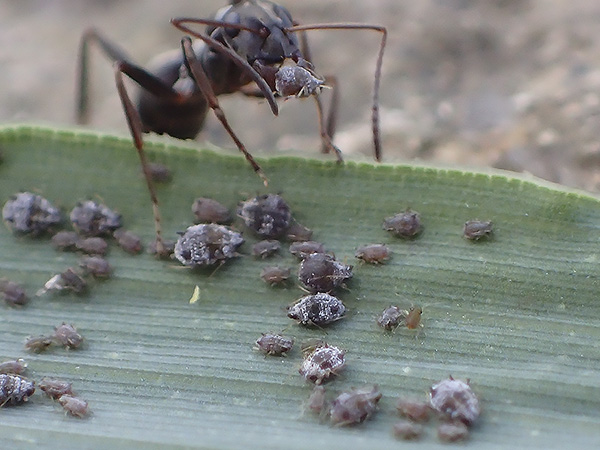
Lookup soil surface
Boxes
[3,0,600,191]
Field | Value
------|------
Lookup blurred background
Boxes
[2,0,600,191]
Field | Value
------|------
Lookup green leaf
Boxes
[0,125,599,448]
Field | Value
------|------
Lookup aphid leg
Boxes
[287,23,387,162]
[179,37,268,187]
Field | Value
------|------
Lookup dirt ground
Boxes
[2,0,600,192]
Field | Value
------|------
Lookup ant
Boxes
[76,0,387,255]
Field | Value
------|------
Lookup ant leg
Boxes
[313,94,343,162]
[180,36,268,186]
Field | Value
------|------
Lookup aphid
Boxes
[237,194,292,239]
[174,224,244,267]
[289,241,326,260]
[0,359,27,375]
[0,279,28,307]
[41,268,87,294]
[53,323,84,349]
[430,377,480,426]
[383,210,422,238]
[307,385,327,415]
[79,256,112,278]
[260,266,291,286]
[24,335,53,353]
[298,253,353,293]
[463,220,493,241]
[0,373,35,406]
[113,229,143,254]
[149,239,176,257]
[255,333,294,356]
[355,244,390,264]
[70,200,122,236]
[437,421,470,442]
[299,343,346,384]
[392,420,424,441]
[76,236,108,255]
[286,222,313,242]
[2,192,62,235]
[287,293,346,327]
[51,231,80,251]
[146,162,172,183]
[275,60,325,97]
[58,394,89,418]
[329,385,382,426]
[252,240,281,259]
[192,197,232,224]
[396,398,431,422]
[39,378,74,400]
[404,306,423,330]
[377,305,403,331]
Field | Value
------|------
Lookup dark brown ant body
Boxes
[77,0,386,255]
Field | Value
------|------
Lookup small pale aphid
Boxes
[260,266,291,286]
[286,222,313,242]
[146,162,172,183]
[383,210,422,238]
[0,279,28,307]
[392,420,424,440]
[252,240,281,258]
[289,241,326,259]
[299,343,346,385]
[307,385,327,415]
[237,194,292,239]
[330,385,382,426]
[355,244,390,264]
[463,220,493,240]
[437,421,470,442]
[430,377,480,426]
[0,359,27,375]
[287,293,346,327]
[298,253,353,293]
[377,305,403,331]
[396,398,431,422]
[404,306,423,330]
[41,268,87,294]
[24,335,53,353]
[255,333,294,356]
[51,231,80,251]
[2,192,62,235]
[53,323,84,349]
[192,197,232,224]
[76,237,108,255]
[39,378,74,400]
[79,256,112,278]
[174,224,244,267]
[0,373,35,406]
[70,200,122,237]
[113,229,143,254]
[58,394,89,418]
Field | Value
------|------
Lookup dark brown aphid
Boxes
[39,378,74,400]
[404,306,423,330]
[24,336,53,353]
[377,305,403,331]
[392,420,424,441]
[275,61,325,97]
[0,359,27,375]
[330,385,382,426]
[396,398,431,422]
[255,333,294,356]
[174,224,244,267]
[0,279,28,307]
[260,266,291,286]
[307,385,327,415]
[252,240,281,259]
[437,421,469,442]
[463,220,493,241]
[298,253,353,293]
[41,268,87,294]
[51,231,81,251]
[287,293,346,327]
[289,241,326,259]
[2,192,62,235]
[299,343,346,384]
[53,323,84,349]
[146,162,172,183]
[430,377,480,426]
[237,194,292,239]
[0,373,35,406]
[192,197,232,224]
[113,229,143,254]
[79,256,112,278]
[355,244,390,264]
[286,222,313,242]
[76,236,108,255]
[58,394,89,418]
[70,200,122,237]
[383,210,422,238]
